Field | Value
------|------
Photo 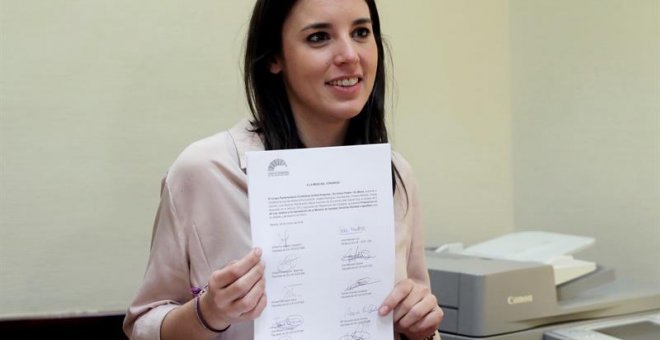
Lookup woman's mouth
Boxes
[327,77,360,87]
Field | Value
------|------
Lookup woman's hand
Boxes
[199,248,267,330]
[379,279,443,340]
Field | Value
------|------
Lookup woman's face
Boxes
[270,0,378,127]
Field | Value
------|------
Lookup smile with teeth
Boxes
[327,77,359,87]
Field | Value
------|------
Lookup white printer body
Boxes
[427,231,660,340]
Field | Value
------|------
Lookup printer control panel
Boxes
[544,312,660,339]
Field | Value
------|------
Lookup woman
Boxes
[123,0,443,339]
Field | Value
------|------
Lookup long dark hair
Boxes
[243,0,406,199]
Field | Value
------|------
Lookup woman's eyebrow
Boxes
[353,18,372,26]
[300,17,372,32]
[301,22,331,32]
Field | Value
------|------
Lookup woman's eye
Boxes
[307,32,330,44]
[352,27,371,39]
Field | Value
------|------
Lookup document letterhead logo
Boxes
[268,158,289,177]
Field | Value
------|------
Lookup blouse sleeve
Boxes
[123,177,192,339]
[406,172,432,286]
[392,151,431,286]
[395,153,441,339]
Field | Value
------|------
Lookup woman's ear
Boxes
[269,57,283,74]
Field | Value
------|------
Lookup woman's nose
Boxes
[333,38,359,65]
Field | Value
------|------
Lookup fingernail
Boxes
[254,247,262,256]
[379,306,389,315]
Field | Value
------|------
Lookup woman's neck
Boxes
[293,115,349,148]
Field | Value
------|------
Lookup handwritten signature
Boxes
[271,315,304,332]
[279,230,290,247]
[338,324,371,340]
[345,277,380,291]
[283,283,302,298]
[341,246,374,262]
[344,304,379,318]
[339,226,367,235]
[277,254,300,272]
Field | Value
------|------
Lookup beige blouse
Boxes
[123,119,433,339]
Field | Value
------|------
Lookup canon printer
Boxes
[426,231,660,340]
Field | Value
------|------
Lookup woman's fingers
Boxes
[400,304,443,339]
[380,279,443,339]
[396,293,436,329]
[221,260,265,302]
[379,279,414,316]
[228,275,266,316]
[409,305,443,335]
[239,291,268,320]
[213,248,262,288]
[204,248,267,323]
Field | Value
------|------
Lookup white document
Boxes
[247,144,395,340]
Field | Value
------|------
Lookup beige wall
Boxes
[0,0,256,317]
[1,0,657,318]
[510,0,660,284]
[381,0,514,247]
